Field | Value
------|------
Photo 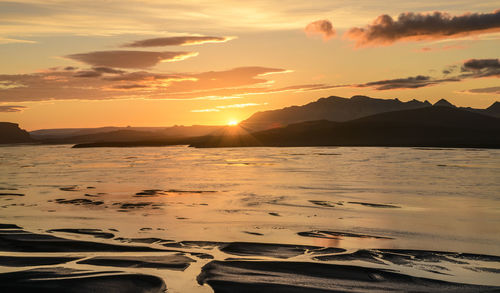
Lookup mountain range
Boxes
[240,95,500,131]
[31,125,223,144]
[190,106,500,148]
[2,95,499,148]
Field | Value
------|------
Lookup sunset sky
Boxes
[0,0,499,130]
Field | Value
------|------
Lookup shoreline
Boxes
[1,223,500,292]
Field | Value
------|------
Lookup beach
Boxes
[1,145,499,292]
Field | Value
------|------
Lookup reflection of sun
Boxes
[227,119,239,126]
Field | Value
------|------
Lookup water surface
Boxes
[1,145,499,292]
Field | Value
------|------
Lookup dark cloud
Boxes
[64,66,77,71]
[355,75,460,90]
[74,70,102,78]
[463,86,500,94]
[92,67,126,74]
[66,50,198,68]
[0,105,26,112]
[346,10,500,47]
[73,67,125,78]
[461,58,500,78]
[354,58,499,90]
[442,65,459,75]
[305,20,336,40]
[111,84,150,90]
[123,36,233,47]
[462,58,500,70]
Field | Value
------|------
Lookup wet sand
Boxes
[1,224,500,292]
[199,261,500,293]
[0,268,166,293]
[1,145,499,292]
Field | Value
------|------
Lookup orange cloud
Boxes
[0,66,291,102]
[122,36,234,47]
[7,57,495,103]
[345,10,500,47]
[305,20,336,40]
[66,50,198,68]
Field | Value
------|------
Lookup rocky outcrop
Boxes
[0,122,32,144]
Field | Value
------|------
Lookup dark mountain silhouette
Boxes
[0,122,33,144]
[156,125,223,138]
[240,95,432,131]
[71,126,244,148]
[30,126,166,140]
[485,101,500,117]
[35,125,224,144]
[433,99,455,107]
[459,101,500,118]
[73,106,500,149]
[241,95,499,131]
[31,96,498,146]
[10,95,497,149]
[54,130,166,144]
[72,138,192,148]
[189,106,500,148]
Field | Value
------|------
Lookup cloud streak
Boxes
[0,1,429,36]
[0,80,25,89]
[123,36,234,47]
[354,75,460,90]
[0,105,26,112]
[0,37,36,44]
[462,86,500,94]
[345,10,500,47]
[216,103,267,109]
[415,44,466,52]
[305,19,336,40]
[66,50,198,69]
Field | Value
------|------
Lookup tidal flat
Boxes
[0,145,499,292]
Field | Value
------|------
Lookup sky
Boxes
[0,0,499,130]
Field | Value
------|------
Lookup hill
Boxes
[485,101,500,117]
[190,106,500,148]
[240,95,499,131]
[35,125,224,144]
[240,95,431,131]
[0,122,33,144]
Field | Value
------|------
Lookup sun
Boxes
[227,119,239,126]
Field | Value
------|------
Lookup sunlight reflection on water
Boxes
[0,145,499,256]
